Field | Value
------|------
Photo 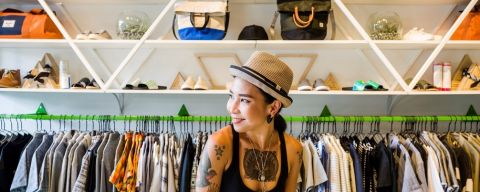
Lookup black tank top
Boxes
[220,125,288,192]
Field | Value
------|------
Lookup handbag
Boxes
[0,8,63,39]
[275,0,334,40]
[451,9,480,40]
[172,1,229,40]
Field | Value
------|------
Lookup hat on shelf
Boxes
[238,25,269,40]
[229,51,293,107]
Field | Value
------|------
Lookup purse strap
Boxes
[269,9,336,39]
[293,6,315,28]
[190,13,211,29]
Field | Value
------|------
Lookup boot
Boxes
[0,69,21,88]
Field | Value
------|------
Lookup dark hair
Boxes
[258,88,287,133]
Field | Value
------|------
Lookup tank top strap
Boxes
[230,125,240,165]
[278,131,288,182]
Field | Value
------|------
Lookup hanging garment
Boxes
[37,133,64,192]
[100,132,121,192]
[179,134,194,192]
[94,133,110,192]
[11,133,45,192]
[26,134,53,192]
[0,134,32,191]
[50,134,71,192]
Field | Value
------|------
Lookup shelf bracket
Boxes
[112,93,125,115]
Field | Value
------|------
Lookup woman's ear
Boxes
[268,100,282,116]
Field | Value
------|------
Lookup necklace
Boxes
[246,130,275,192]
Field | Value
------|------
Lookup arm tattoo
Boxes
[207,182,220,192]
[197,151,218,187]
[214,145,225,160]
[243,149,278,182]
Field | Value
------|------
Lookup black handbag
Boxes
[276,0,334,40]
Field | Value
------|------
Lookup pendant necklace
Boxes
[247,130,275,192]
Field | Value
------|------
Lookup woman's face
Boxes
[227,78,271,133]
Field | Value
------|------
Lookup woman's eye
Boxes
[240,98,250,103]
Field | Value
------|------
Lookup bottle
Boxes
[59,60,71,89]
[442,62,451,91]
[433,63,443,90]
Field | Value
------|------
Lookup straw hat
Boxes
[229,51,293,107]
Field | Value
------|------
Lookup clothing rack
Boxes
[0,114,479,122]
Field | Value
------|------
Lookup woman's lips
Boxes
[232,118,244,124]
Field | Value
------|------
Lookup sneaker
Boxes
[313,78,330,91]
[75,31,92,40]
[88,30,112,40]
[0,70,21,88]
[181,76,195,90]
[297,79,313,91]
[194,76,209,90]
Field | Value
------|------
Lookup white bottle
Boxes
[442,62,451,91]
[59,60,71,89]
[433,63,443,90]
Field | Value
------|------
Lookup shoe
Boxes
[0,70,21,88]
[403,27,442,41]
[144,80,159,90]
[364,80,387,91]
[297,79,313,91]
[181,76,195,90]
[86,79,100,89]
[194,76,209,90]
[313,78,330,91]
[75,31,92,40]
[88,30,112,40]
[71,78,90,89]
[124,78,141,90]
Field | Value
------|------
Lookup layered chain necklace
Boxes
[246,130,275,192]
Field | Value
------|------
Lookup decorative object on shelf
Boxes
[170,72,185,90]
[324,73,340,90]
[238,25,269,40]
[276,0,333,40]
[368,11,402,40]
[173,1,229,40]
[0,8,63,39]
[451,7,480,40]
[402,27,441,41]
[117,10,150,40]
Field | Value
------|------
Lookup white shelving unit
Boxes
[1,0,479,98]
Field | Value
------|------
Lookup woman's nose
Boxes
[228,98,240,114]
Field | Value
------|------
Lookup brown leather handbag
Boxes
[451,9,480,40]
[0,8,63,39]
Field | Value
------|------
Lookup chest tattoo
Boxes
[243,149,278,182]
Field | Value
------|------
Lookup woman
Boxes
[195,51,303,192]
